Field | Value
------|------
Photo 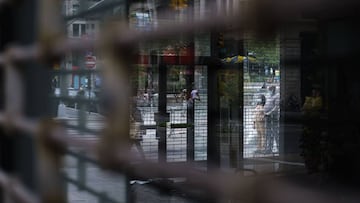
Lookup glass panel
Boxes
[59,1,129,202]
[80,24,86,36]
[194,65,207,161]
[218,67,242,168]
[167,65,187,162]
[132,65,158,161]
[72,4,80,15]
[243,35,281,158]
[72,23,79,37]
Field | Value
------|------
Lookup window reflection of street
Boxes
[244,81,280,158]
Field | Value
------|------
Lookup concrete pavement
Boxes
[59,83,304,203]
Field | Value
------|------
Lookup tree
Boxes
[245,33,280,66]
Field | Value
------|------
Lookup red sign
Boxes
[85,55,96,69]
[137,54,149,64]
[179,46,194,65]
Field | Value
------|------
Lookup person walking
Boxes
[190,87,201,102]
[186,86,200,109]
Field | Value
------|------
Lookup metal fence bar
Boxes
[61,123,102,135]
[0,112,39,134]
[4,56,24,124]
[0,170,40,203]
[0,45,40,66]
[76,150,87,191]
[36,120,66,203]
[62,175,120,203]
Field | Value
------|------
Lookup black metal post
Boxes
[0,6,15,203]
[0,2,15,175]
[5,0,49,195]
[186,41,195,162]
[236,63,244,168]
[156,61,169,163]
[207,61,220,169]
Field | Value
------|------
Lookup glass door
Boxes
[217,64,243,168]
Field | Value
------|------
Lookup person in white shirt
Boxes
[264,85,280,153]
[187,88,200,108]
[190,89,200,102]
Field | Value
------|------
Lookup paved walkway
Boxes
[60,105,203,203]
[64,161,195,203]
[59,84,304,203]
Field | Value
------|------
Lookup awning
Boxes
[221,55,256,64]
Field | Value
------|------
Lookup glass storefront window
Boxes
[54,4,288,202]
[243,34,281,157]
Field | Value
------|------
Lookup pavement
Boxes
[58,83,305,203]
[59,96,208,203]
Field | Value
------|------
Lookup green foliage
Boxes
[218,70,242,103]
[245,33,280,66]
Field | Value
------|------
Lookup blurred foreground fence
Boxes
[0,0,360,202]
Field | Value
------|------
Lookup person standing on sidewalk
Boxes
[254,94,266,153]
[264,85,280,154]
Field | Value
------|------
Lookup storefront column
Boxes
[186,41,195,162]
[207,60,221,169]
[156,62,169,163]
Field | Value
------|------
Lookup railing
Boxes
[0,0,359,203]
